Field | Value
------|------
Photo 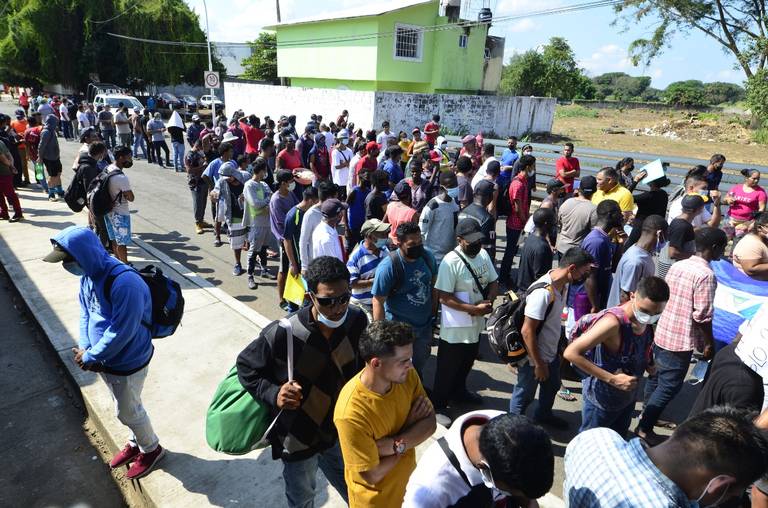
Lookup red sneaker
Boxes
[125,445,165,480]
[109,442,140,468]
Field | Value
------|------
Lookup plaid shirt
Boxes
[564,428,690,507]
[655,256,716,352]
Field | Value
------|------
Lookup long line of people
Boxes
[14,97,768,507]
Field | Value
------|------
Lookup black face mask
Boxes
[464,242,482,257]
[405,244,424,259]
[122,160,133,168]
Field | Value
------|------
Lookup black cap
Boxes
[580,175,597,193]
[42,243,73,263]
[456,218,484,243]
[474,179,495,197]
[546,178,565,193]
[393,180,411,199]
[321,198,348,217]
[681,194,706,211]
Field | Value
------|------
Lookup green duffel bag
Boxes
[205,318,294,455]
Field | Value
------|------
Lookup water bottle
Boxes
[34,161,44,182]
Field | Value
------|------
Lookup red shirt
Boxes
[277,149,303,170]
[19,94,29,107]
[556,156,580,193]
[424,121,439,144]
[239,121,264,154]
[506,173,530,230]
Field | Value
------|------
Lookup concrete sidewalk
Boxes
[0,186,563,508]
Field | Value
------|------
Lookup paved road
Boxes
[3,102,703,498]
[0,265,126,507]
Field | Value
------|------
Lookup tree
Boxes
[241,32,278,82]
[702,81,745,104]
[591,72,652,100]
[0,0,223,90]
[746,70,768,122]
[663,80,707,106]
[499,37,590,99]
[615,0,768,81]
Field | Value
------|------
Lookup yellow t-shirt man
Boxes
[333,368,426,507]
[592,183,635,212]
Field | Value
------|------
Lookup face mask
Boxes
[632,301,662,325]
[316,308,348,329]
[287,181,296,192]
[478,462,514,497]
[692,476,731,508]
[527,169,536,177]
[445,187,460,200]
[375,238,389,249]
[464,242,482,257]
[63,260,85,276]
[698,189,710,197]
[122,160,133,168]
[405,244,424,259]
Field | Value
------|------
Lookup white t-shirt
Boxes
[735,303,768,410]
[404,410,507,508]
[323,131,334,152]
[376,130,396,146]
[77,111,90,129]
[667,196,712,227]
[524,273,566,364]
[311,220,343,261]
[106,165,132,216]
[115,111,131,135]
[59,104,69,121]
[331,147,353,186]
[471,156,497,190]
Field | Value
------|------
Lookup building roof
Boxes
[263,0,435,30]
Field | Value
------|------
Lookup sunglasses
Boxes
[311,292,351,307]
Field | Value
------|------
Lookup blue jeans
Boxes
[500,227,522,286]
[282,440,348,508]
[580,397,635,437]
[102,129,116,150]
[133,134,147,159]
[509,355,561,420]
[62,119,72,139]
[638,345,692,432]
[410,323,434,379]
[172,141,185,171]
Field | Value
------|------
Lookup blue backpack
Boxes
[105,264,185,338]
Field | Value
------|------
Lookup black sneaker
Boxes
[453,391,483,405]
[534,414,569,430]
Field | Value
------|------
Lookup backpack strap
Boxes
[388,250,404,296]
[523,282,556,329]
[455,250,488,300]
[103,264,151,330]
[437,437,473,489]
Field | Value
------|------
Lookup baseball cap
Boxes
[320,198,348,218]
[192,114,200,121]
[412,127,421,134]
[461,135,475,144]
[474,179,495,198]
[365,141,379,153]
[42,242,74,263]
[219,162,238,177]
[681,194,706,211]
[360,218,391,237]
[14,108,24,118]
[579,175,597,193]
[426,150,441,163]
[394,180,411,199]
[456,218,484,243]
[546,178,565,193]
[275,169,294,184]
[79,127,96,143]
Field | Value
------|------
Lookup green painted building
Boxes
[263,0,504,94]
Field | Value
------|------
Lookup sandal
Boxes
[657,419,677,430]
[557,388,577,402]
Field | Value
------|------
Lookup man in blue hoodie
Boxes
[43,226,164,480]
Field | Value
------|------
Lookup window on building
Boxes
[459,35,468,48]
[394,24,423,61]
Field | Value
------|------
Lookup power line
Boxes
[106,0,622,49]
[89,2,140,24]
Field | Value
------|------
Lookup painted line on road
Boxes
[133,236,273,330]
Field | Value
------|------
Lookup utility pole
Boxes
[276,0,281,22]
[202,0,216,120]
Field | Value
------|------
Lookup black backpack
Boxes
[87,169,122,216]
[486,282,554,365]
[105,264,185,339]
[64,166,89,212]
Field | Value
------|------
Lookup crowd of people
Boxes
[9,85,768,507]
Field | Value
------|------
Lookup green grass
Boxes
[696,112,721,122]
[555,105,599,119]
[753,128,768,145]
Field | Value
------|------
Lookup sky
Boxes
[183,0,746,89]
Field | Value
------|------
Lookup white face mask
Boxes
[633,301,662,325]
[287,181,296,192]
[692,475,731,508]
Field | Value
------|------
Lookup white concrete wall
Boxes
[223,81,375,129]
[223,81,555,136]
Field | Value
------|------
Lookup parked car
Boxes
[156,92,183,110]
[199,94,224,109]
[180,95,198,111]
[93,93,144,111]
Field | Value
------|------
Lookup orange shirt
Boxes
[10,119,28,149]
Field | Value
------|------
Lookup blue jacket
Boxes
[53,226,153,374]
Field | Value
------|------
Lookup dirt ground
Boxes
[545,106,768,165]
